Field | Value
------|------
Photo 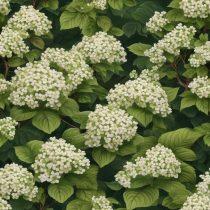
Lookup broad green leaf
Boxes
[66,199,92,210]
[163,87,179,102]
[109,27,124,36]
[67,165,98,190]
[62,128,86,149]
[127,106,153,127]
[76,190,104,202]
[124,187,159,209]
[71,111,90,129]
[48,178,74,203]
[179,163,196,183]
[15,140,43,163]
[8,57,26,67]
[130,176,153,189]
[124,0,136,7]
[204,134,210,146]
[60,98,79,117]
[158,128,202,148]
[10,106,37,121]
[105,181,122,191]
[166,9,188,22]
[92,147,116,168]
[174,148,196,161]
[180,95,197,110]
[0,135,8,147]
[118,141,137,156]
[196,98,209,115]
[128,43,151,56]
[108,0,124,10]
[168,0,181,8]
[30,37,45,49]
[97,16,112,32]
[162,196,181,209]
[32,111,61,134]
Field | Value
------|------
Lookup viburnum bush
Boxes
[1,0,210,209]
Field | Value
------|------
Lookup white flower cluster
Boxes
[0,0,10,15]
[188,76,210,98]
[146,11,169,33]
[115,144,181,188]
[32,137,90,183]
[180,0,210,18]
[129,70,138,79]
[0,6,51,58]
[181,193,210,210]
[0,27,29,58]
[0,198,12,210]
[73,32,126,64]
[7,5,52,36]
[189,41,210,67]
[85,105,137,151]
[0,163,38,201]
[144,24,196,66]
[41,48,93,91]
[92,196,113,210]
[0,78,11,95]
[106,71,171,117]
[181,171,210,210]
[0,117,17,140]
[9,62,67,109]
[89,0,107,10]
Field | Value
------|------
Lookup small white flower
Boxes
[9,62,68,109]
[73,31,126,64]
[146,11,169,33]
[0,78,11,95]
[0,0,10,15]
[144,24,196,66]
[0,163,38,201]
[107,69,171,117]
[0,198,12,210]
[32,137,90,183]
[40,48,93,91]
[188,76,210,98]
[0,117,17,140]
[115,144,181,188]
[180,0,210,18]
[92,196,113,210]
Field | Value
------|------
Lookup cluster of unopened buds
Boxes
[92,196,113,210]
[0,117,17,140]
[0,0,10,15]
[88,0,107,10]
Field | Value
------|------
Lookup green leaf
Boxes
[105,181,122,191]
[8,57,26,67]
[60,98,79,117]
[118,141,137,156]
[25,49,41,62]
[158,128,202,149]
[174,148,196,161]
[127,106,153,127]
[179,163,196,183]
[71,111,90,129]
[124,187,159,209]
[92,147,116,168]
[0,135,8,147]
[67,165,98,190]
[204,134,210,146]
[124,0,136,7]
[109,27,124,36]
[166,9,188,22]
[62,128,86,149]
[40,0,59,10]
[97,16,112,32]
[180,94,197,110]
[108,0,124,10]
[15,140,43,163]
[130,176,153,189]
[30,37,45,50]
[32,111,61,134]
[128,43,151,56]
[76,190,104,202]
[48,178,74,203]
[196,98,209,115]
[163,87,179,102]
[10,107,37,121]
[60,9,86,30]
[66,199,92,210]
[168,0,181,8]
